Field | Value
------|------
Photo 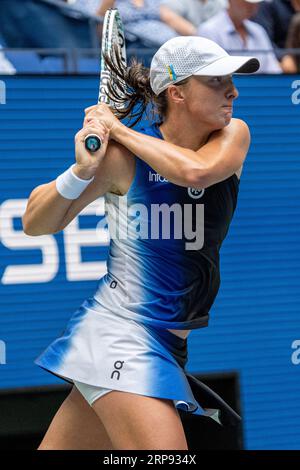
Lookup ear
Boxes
[167,85,185,104]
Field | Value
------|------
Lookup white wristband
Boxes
[55,164,95,200]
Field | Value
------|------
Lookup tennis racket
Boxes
[84,8,127,153]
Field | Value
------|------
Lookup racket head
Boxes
[84,8,127,153]
[99,8,127,108]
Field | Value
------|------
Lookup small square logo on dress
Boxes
[167,64,177,81]
[110,280,117,289]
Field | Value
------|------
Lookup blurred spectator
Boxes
[198,0,282,73]
[281,12,300,72]
[98,0,197,46]
[253,0,300,52]
[66,0,101,15]
[160,0,227,28]
[0,45,16,74]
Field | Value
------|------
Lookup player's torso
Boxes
[96,122,240,331]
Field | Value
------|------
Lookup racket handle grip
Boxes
[84,134,102,153]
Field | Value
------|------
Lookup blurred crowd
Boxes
[1,0,300,74]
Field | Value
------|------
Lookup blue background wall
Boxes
[0,75,300,449]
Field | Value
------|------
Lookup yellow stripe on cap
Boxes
[167,65,177,81]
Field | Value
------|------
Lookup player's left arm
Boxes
[113,118,250,188]
[85,105,250,188]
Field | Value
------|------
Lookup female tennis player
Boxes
[24,36,259,450]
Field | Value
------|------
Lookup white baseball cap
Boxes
[150,36,260,96]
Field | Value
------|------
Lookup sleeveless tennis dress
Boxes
[35,122,240,421]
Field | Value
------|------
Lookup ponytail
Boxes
[103,45,167,127]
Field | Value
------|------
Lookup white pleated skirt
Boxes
[35,296,207,416]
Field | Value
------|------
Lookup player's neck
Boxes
[159,115,211,151]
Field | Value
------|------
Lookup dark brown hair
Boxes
[103,46,187,127]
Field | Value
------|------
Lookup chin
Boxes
[222,114,232,127]
[211,117,230,130]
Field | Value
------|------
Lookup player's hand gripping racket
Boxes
[84,8,127,153]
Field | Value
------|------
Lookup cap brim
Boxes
[193,55,260,76]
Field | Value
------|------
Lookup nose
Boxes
[225,82,239,101]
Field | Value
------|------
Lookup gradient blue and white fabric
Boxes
[35,297,212,416]
[92,121,239,330]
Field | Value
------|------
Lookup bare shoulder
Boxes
[210,118,250,147]
[228,119,250,180]
[100,140,134,164]
[227,118,251,142]
[94,140,136,196]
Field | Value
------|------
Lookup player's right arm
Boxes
[22,120,134,236]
